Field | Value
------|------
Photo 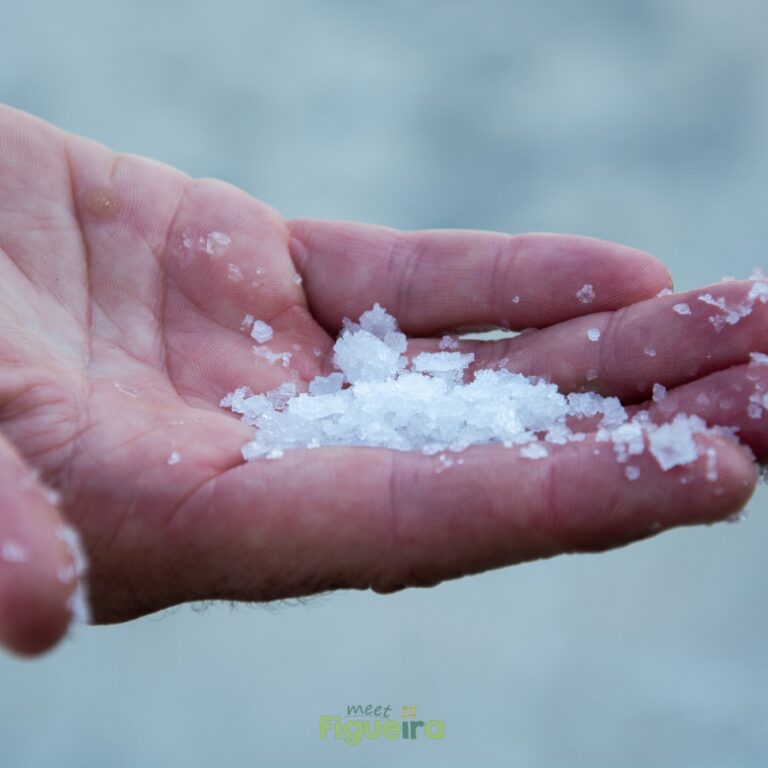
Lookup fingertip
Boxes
[606,240,673,302]
[0,563,71,657]
[700,436,759,523]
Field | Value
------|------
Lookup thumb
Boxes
[0,429,89,656]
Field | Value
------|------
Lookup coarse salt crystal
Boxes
[520,443,548,460]
[576,284,595,304]
[1,541,29,563]
[251,320,274,343]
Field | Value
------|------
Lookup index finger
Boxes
[288,219,672,336]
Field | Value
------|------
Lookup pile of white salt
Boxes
[220,303,754,477]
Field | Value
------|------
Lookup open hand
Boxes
[0,105,762,656]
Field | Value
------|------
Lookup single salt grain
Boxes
[652,383,667,402]
[749,352,768,366]
[43,486,61,506]
[251,320,274,343]
[227,263,244,282]
[747,402,763,419]
[657,288,674,297]
[586,369,598,381]
[167,450,181,465]
[436,454,454,473]
[439,335,459,351]
[624,465,641,481]
[673,303,691,316]
[576,284,595,304]
[1,541,29,563]
[587,328,600,342]
[240,314,255,332]
[644,345,657,357]
[512,295,521,304]
[292,273,303,285]
[520,443,548,460]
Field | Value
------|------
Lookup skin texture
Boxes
[0,104,763,656]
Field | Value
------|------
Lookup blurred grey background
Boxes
[1,1,767,766]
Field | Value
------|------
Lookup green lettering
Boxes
[343,720,363,746]
[319,716,339,740]
[425,720,445,739]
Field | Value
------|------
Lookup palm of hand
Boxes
[0,106,763,655]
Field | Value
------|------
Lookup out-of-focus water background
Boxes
[1,1,767,766]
